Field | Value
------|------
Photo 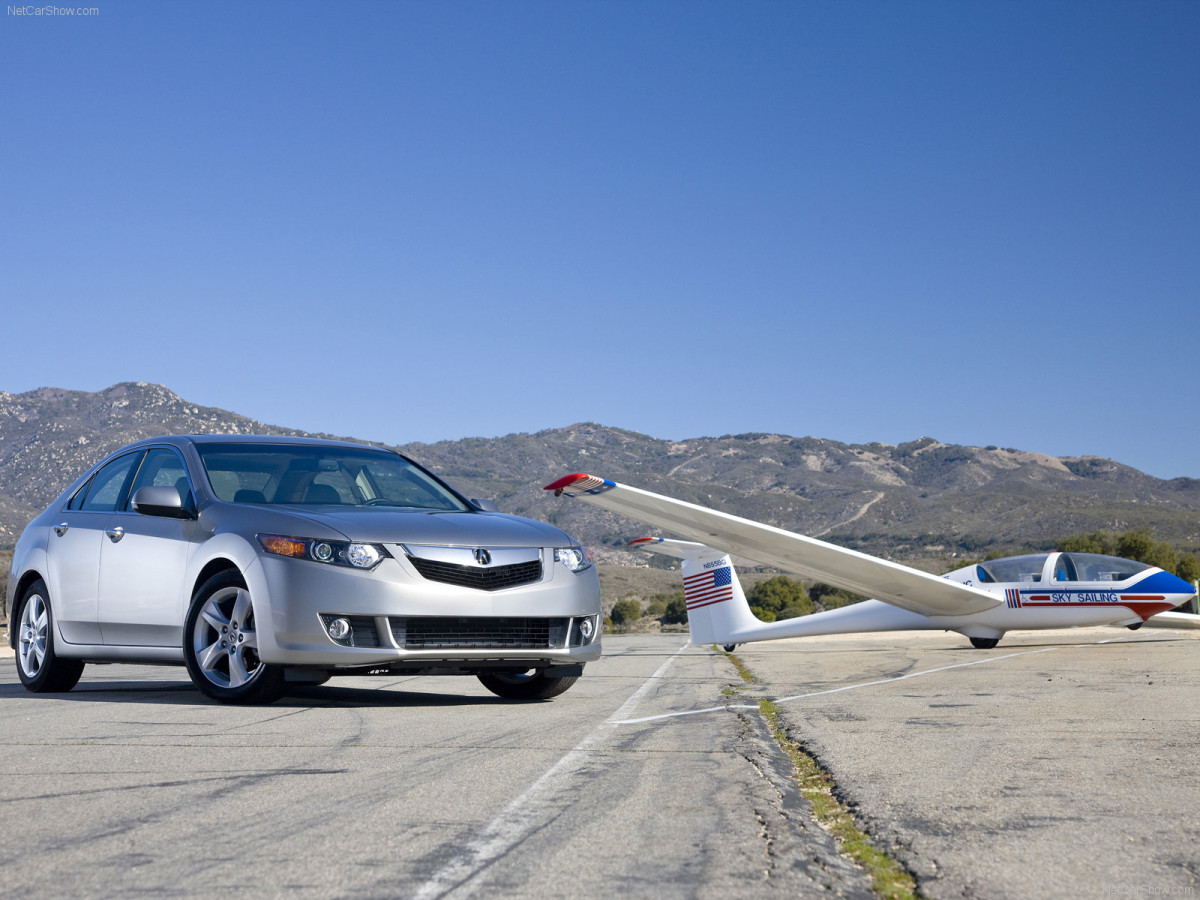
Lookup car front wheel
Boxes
[477,670,579,700]
[183,571,285,704]
[15,579,85,693]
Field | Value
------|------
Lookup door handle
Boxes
[53,523,69,536]
[105,526,126,543]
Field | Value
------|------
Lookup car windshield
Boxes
[195,443,470,511]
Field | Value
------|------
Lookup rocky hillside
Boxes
[407,427,1200,560]
[2,383,1198,561]
[0,383,309,544]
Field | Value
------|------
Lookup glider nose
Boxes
[1142,570,1199,609]
[1164,571,1198,607]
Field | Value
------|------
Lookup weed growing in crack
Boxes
[720,647,920,900]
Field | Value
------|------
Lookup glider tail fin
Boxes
[628,538,761,646]
[681,554,763,645]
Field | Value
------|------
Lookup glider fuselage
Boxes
[678,549,1195,646]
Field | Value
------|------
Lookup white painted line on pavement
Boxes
[411,642,691,900]
[613,636,1141,726]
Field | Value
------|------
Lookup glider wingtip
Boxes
[544,473,593,492]
[627,536,663,547]
[544,473,617,497]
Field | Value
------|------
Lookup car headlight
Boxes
[258,534,389,570]
[555,546,592,573]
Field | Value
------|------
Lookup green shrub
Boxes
[663,594,688,624]
[610,598,644,627]
[748,576,812,617]
[809,583,867,610]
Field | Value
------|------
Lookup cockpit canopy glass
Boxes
[1052,553,1152,583]
[195,443,470,511]
[975,552,1153,584]
[976,554,1050,584]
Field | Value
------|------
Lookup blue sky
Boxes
[4,0,1198,478]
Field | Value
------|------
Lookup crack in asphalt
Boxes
[0,768,351,803]
[613,636,1145,725]
[0,740,733,753]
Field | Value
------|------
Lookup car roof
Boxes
[124,434,395,452]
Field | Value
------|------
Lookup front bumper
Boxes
[247,545,603,668]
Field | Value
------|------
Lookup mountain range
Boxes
[2,382,1198,563]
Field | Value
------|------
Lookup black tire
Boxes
[477,670,579,700]
[15,579,85,693]
[969,636,1000,650]
[183,570,285,704]
[722,644,738,653]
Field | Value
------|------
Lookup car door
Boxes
[96,446,197,647]
[46,451,143,645]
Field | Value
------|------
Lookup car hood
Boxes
[288,508,576,548]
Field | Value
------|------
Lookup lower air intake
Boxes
[391,617,568,650]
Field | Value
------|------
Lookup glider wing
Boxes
[546,473,1001,618]
[1143,610,1200,629]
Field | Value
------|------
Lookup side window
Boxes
[67,477,94,511]
[79,453,142,513]
[125,448,192,510]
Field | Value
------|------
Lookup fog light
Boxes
[327,617,352,641]
[579,617,595,642]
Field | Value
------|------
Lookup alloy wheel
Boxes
[191,586,264,689]
[18,591,49,679]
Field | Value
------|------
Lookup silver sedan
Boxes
[7,435,602,703]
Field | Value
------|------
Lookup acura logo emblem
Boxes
[473,548,492,566]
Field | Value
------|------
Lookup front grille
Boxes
[408,557,543,591]
[391,616,568,650]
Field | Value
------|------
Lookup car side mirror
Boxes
[132,485,196,519]
[471,498,499,512]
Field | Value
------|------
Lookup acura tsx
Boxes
[7,435,602,704]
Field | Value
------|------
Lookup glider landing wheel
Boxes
[969,637,1000,650]
[1126,622,1143,631]
[722,644,738,653]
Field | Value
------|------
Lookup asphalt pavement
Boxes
[738,627,1200,899]
[0,636,868,899]
[2,626,1197,899]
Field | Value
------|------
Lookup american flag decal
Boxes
[684,566,734,611]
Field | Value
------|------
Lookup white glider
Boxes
[546,474,1199,650]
